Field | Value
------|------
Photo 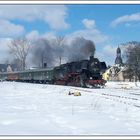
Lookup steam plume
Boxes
[31,37,96,67]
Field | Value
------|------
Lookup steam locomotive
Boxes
[0,56,107,88]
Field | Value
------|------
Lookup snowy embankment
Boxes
[0,81,140,135]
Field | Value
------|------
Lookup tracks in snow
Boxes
[70,87,140,109]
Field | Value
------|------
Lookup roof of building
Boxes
[117,47,121,54]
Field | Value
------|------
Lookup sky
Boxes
[0,4,140,66]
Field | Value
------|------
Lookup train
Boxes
[0,56,107,88]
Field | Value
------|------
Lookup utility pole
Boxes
[59,56,61,66]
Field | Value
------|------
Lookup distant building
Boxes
[7,64,13,72]
[103,65,129,81]
[103,47,132,81]
[0,64,18,73]
[115,47,123,66]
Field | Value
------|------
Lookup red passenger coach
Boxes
[7,73,19,81]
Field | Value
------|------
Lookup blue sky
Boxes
[0,4,140,66]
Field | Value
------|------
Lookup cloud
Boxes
[26,20,108,46]
[96,45,117,65]
[103,45,116,56]
[94,44,118,66]
[66,29,108,44]
[0,19,25,37]
[111,13,140,27]
[0,5,69,30]
[26,30,40,41]
[0,38,12,62]
[42,32,57,40]
[65,18,108,44]
[26,30,56,41]
[82,19,96,29]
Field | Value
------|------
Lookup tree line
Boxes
[123,41,140,82]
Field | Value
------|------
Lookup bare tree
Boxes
[8,38,31,70]
[123,41,140,84]
[11,58,22,71]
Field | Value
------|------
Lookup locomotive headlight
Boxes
[90,77,92,79]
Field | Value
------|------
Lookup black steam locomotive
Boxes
[53,56,107,87]
[0,56,107,88]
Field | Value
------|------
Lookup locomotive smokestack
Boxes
[90,55,94,61]
[90,51,95,61]
[43,63,47,68]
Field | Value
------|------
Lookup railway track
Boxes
[101,93,140,108]
[70,87,140,109]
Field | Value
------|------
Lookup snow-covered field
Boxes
[0,81,140,135]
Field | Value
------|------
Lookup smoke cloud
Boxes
[65,37,95,62]
[31,39,54,67]
[31,37,96,68]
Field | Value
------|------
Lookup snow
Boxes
[0,81,140,135]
